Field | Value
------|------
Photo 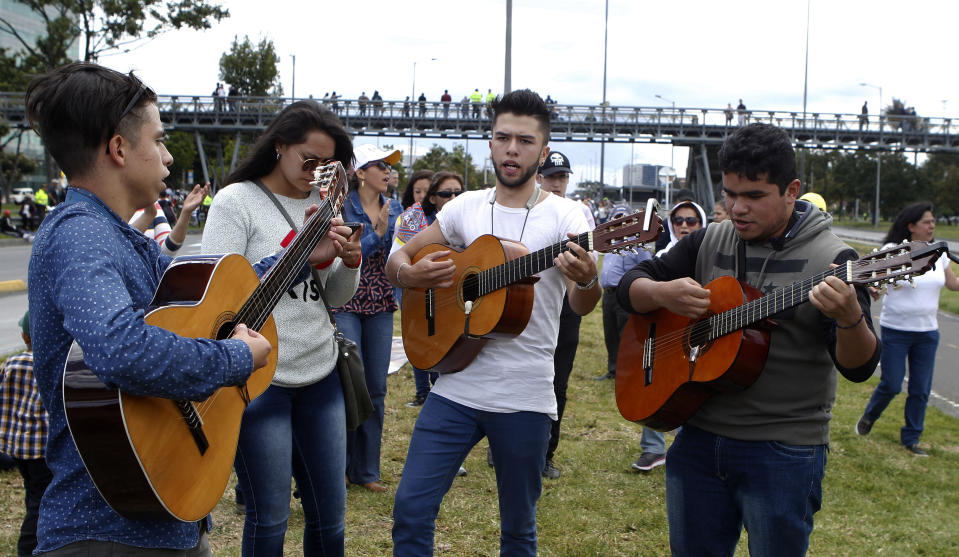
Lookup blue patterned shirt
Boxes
[28,187,279,552]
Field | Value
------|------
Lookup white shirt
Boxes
[431,189,590,419]
[879,247,948,332]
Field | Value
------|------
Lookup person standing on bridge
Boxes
[736,98,747,126]
[855,202,959,456]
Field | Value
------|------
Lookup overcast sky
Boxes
[100,0,955,186]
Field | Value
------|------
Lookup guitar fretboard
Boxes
[474,231,592,297]
[706,264,848,340]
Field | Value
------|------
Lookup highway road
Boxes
[2,227,958,420]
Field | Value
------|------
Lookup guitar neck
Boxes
[707,264,847,340]
[234,202,336,331]
[477,231,591,297]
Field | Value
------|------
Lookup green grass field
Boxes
[2,243,958,555]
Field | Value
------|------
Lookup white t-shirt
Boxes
[430,188,590,419]
[879,246,948,332]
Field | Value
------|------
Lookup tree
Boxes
[920,153,959,217]
[0,0,229,69]
[219,35,282,97]
[411,144,482,189]
[163,131,197,189]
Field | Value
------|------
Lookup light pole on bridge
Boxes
[290,54,296,101]
[655,94,676,170]
[409,58,438,170]
[860,82,882,227]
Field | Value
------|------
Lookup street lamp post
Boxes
[860,82,882,227]
[655,94,676,170]
[290,54,296,101]
[409,57,437,169]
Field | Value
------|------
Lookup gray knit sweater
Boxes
[201,180,361,387]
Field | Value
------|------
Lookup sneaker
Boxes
[631,452,666,472]
[487,447,494,468]
[543,459,561,479]
[593,372,616,381]
[855,415,873,436]
[405,395,427,407]
[456,466,468,477]
[904,444,928,457]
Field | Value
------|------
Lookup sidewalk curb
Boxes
[0,280,27,295]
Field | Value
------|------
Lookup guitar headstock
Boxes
[592,209,664,254]
[310,161,349,214]
[849,240,948,287]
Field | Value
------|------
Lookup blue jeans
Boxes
[665,425,826,557]
[233,373,346,557]
[392,395,551,556]
[413,366,438,400]
[640,427,666,455]
[863,327,939,446]
[336,310,394,484]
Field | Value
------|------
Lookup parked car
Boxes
[10,187,34,204]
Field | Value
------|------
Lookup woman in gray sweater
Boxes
[202,101,361,556]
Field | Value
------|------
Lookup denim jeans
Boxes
[665,425,826,557]
[392,395,551,556]
[602,287,631,375]
[15,458,52,557]
[413,366,438,399]
[233,373,346,557]
[864,326,940,446]
[640,427,666,455]
[335,310,394,484]
[547,296,581,460]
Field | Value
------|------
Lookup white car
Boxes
[10,187,34,204]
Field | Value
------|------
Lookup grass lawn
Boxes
[2,245,958,554]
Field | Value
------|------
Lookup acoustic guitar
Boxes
[401,207,663,373]
[615,240,948,431]
[63,162,347,522]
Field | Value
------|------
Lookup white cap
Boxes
[353,144,402,171]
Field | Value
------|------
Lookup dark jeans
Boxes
[864,326,940,446]
[413,366,438,400]
[392,395,550,556]
[15,457,52,557]
[547,295,581,460]
[666,425,826,557]
[602,287,631,375]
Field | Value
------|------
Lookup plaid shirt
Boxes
[0,350,47,459]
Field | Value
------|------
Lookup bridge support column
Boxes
[195,131,210,187]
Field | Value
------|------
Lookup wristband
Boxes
[313,258,334,270]
[344,252,362,269]
[396,262,411,288]
[836,312,865,330]
[575,275,598,291]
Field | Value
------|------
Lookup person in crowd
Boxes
[34,185,49,220]
[372,90,383,116]
[654,188,695,251]
[736,98,747,126]
[855,201,959,456]
[387,89,601,556]
[470,88,483,118]
[596,204,651,381]
[1,209,31,239]
[0,311,51,557]
[712,200,728,223]
[400,169,434,210]
[617,123,879,556]
[131,182,209,255]
[202,100,362,555]
[157,188,177,223]
[533,150,595,480]
[799,191,827,214]
[418,93,427,118]
[337,143,404,493]
[358,91,369,116]
[19,195,36,231]
[441,89,452,118]
[392,171,464,409]
[25,61,352,556]
[631,198,707,473]
[388,168,400,200]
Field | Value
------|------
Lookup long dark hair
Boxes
[401,169,435,209]
[227,100,353,185]
[421,171,464,216]
[884,201,934,244]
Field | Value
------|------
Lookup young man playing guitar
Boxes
[387,89,601,556]
[24,63,353,555]
[618,123,880,556]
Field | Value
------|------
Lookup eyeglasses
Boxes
[105,82,148,154]
[362,160,392,172]
[434,190,463,199]
[671,216,701,226]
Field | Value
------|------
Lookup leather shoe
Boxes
[363,481,387,493]
[593,372,615,381]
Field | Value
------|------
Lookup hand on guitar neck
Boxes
[302,207,355,266]
[554,232,601,314]
[231,323,272,369]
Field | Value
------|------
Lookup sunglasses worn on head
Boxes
[671,215,700,226]
[434,190,463,199]
[363,160,392,172]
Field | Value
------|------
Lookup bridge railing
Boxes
[2,91,955,144]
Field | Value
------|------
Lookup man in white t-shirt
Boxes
[386,89,601,556]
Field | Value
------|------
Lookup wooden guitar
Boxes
[63,162,347,522]
[401,207,663,373]
[615,240,949,431]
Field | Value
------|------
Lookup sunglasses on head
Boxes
[362,160,392,172]
[434,190,463,199]
[671,215,701,226]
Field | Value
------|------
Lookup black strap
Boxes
[252,179,339,331]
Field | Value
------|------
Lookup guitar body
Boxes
[63,254,278,522]
[401,235,535,373]
[615,275,771,431]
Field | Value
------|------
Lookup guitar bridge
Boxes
[175,400,209,455]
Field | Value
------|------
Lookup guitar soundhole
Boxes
[462,273,480,303]
[215,320,237,341]
[685,315,715,357]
